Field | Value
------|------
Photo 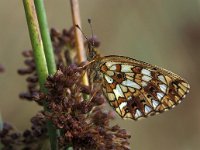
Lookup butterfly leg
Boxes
[78,59,96,70]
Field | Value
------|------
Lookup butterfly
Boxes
[86,51,190,120]
[77,24,190,121]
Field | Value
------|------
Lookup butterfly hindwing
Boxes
[99,55,190,120]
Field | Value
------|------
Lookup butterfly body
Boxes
[88,55,190,120]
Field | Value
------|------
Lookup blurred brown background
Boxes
[0,0,199,149]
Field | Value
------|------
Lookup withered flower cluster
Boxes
[0,27,131,149]
[0,112,47,150]
[42,64,131,149]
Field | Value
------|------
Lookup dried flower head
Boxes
[0,112,47,150]
[39,64,131,149]
[12,27,130,149]
[17,27,100,103]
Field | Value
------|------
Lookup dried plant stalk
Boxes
[70,0,89,86]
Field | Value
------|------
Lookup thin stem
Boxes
[70,0,86,63]
[23,0,48,91]
[23,1,58,149]
[34,1,59,149]
[70,0,89,86]
[34,0,57,75]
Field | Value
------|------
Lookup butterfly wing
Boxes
[98,55,190,120]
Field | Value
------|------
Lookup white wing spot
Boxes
[141,69,151,76]
[157,92,164,100]
[119,102,127,110]
[172,105,176,108]
[142,75,152,82]
[104,74,113,83]
[159,84,167,93]
[158,75,166,84]
[177,100,182,104]
[141,81,147,87]
[127,96,132,100]
[113,84,124,100]
[105,62,119,68]
[144,105,152,114]
[152,99,159,109]
[121,65,133,72]
[109,65,117,71]
[122,79,141,89]
[135,109,142,118]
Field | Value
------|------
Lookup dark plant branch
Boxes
[22,0,58,149]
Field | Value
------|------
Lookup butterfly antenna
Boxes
[75,24,93,48]
[88,19,95,47]
[75,24,89,41]
[75,22,98,60]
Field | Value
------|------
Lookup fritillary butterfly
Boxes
[86,50,190,120]
[78,24,190,121]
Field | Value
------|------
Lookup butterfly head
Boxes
[76,19,101,61]
[86,39,100,61]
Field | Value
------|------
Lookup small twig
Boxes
[70,0,89,86]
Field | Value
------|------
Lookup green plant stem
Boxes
[23,0,48,91]
[34,0,59,149]
[34,0,57,75]
[23,1,58,149]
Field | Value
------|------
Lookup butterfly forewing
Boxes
[98,55,190,120]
